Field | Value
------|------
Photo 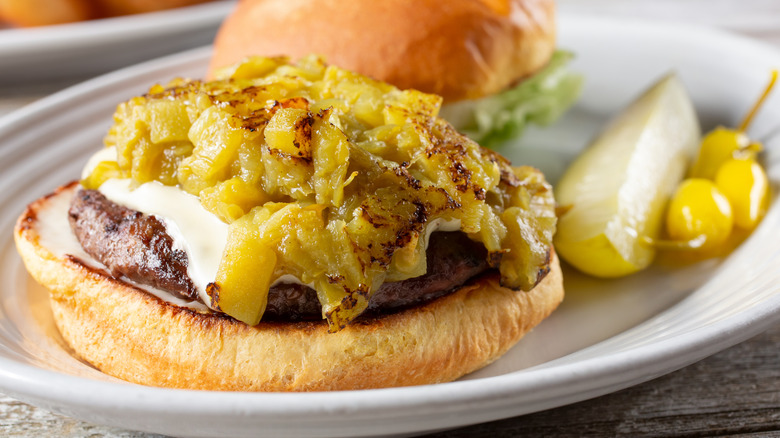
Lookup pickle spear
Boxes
[554,74,700,277]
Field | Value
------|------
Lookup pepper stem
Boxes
[640,234,708,250]
[738,69,778,132]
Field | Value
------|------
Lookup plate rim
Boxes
[0,2,235,53]
[2,14,780,436]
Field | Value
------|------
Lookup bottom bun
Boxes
[14,184,564,391]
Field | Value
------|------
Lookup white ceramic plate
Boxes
[0,1,234,86]
[1,15,780,438]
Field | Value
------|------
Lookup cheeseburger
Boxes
[15,55,563,391]
[208,0,582,148]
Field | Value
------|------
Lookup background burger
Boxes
[209,0,582,148]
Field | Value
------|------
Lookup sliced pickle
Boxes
[554,74,700,277]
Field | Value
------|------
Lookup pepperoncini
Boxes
[715,158,770,229]
[665,179,733,249]
[661,69,776,255]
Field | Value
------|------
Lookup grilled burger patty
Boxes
[68,188,491,320]
[68,188,198,300]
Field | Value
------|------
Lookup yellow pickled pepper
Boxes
[666,70,776,249]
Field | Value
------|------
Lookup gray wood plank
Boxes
[423,322,780,437]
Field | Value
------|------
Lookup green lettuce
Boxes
[439,50,583,148]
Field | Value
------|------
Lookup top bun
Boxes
[208,0,557,102]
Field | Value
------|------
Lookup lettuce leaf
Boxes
[439,50,583,148]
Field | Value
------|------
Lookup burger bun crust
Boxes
[208,0,557,102]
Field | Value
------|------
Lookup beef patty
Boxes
[68,188,490,321]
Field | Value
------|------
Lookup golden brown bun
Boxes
[208,0,557,102]
[15,184,563,391]
[0,0,93,27]
[0,0,211,27]
[96,0,212,16]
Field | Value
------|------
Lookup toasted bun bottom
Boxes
[14,185,563,391]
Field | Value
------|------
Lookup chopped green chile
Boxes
[88,55,557,331]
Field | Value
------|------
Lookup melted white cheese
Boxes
[81,146,118,179]
[98,179,228,307]
[426,217,461,237]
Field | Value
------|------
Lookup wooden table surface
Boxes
[2,2,780,437]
